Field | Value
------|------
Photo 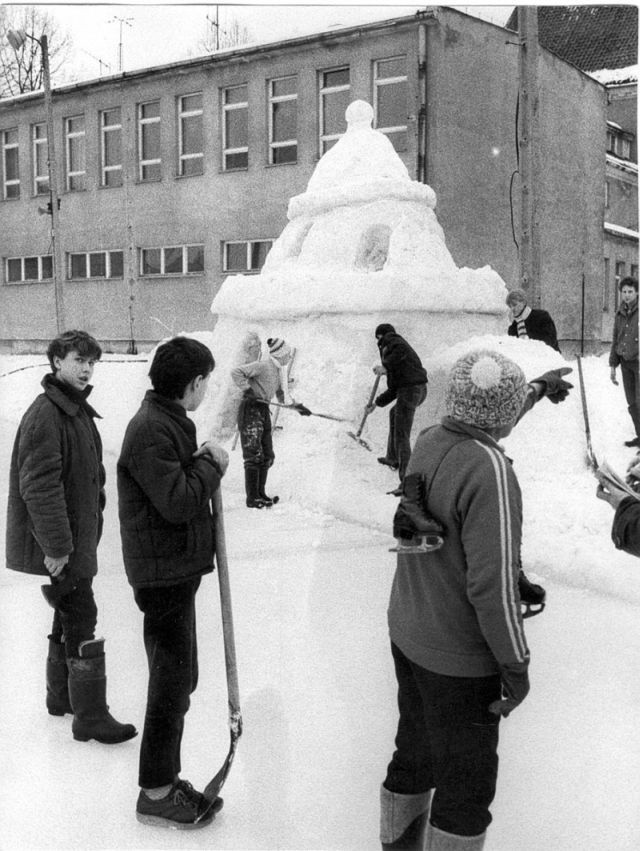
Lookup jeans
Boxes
[49,577,98,657]
[620,359,640,438]
[239,399,275,469]
[134,577,201,788]
[384,642,501,837]
[386,384,427,480]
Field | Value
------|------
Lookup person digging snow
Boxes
[231,336,294,508]
[380,350,573,851]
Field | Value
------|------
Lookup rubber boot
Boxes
[67,638,138,744]
[258,464,278,506]
[46,636,72,716]
[245,466,266,508]
[425,823,486,850]
[380,784,432,850]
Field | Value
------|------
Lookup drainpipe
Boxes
[416,10,438,184]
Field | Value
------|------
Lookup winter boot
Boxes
[245,466,267,508]
[258,464,278,506]
[67,638,138,744]
[518,569,546,618]
[380,784,432,850]
[425,823,486,850]
[136,778,223,829]
[46,636,72,716]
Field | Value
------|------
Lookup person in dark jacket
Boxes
[506,289,561,352]
[380,350,573,851]
[596,452,640,557]
[5,330,136,745]
[609,277,639,447]
[367,323,428,489]
[117,336,228,830]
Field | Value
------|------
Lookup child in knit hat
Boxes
[230,336,293,508]
[381,349,572,851]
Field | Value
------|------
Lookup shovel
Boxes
[347,374,381,451]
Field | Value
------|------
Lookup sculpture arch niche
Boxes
[355,223,391,271]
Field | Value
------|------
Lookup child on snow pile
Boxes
[117,336,228,829]
[6,330,137,745]
[609,276,639,448]
[596,453,640,557]
[231,336,293,508]
[380,349,573,851]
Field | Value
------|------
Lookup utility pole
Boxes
[518,6,541,306]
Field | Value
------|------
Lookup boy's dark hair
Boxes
[47,330,102,370]
[149,336,215,399]
[619,276,638,292]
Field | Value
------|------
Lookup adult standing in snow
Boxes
[367,323,428,492]
[117,336,228,829]
[596,453,640,557]
[6,330,137,745]
[231,336,293,508]
[609,276,639,448]
[506,289,561,352]
[380,349,573,851]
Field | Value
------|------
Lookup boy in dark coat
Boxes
[506,289,560,352]
[367,323,428,489]
[117,336,228,829]
[609,276,639,447]
[6,330,136,744]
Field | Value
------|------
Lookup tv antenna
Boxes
[109,15,134,72]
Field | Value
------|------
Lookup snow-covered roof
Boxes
[604,222,639,240]
[590,65,638,86]
[606,154,638,176]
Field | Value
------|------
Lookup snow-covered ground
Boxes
[1,344,639,850]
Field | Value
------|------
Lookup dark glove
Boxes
[243,387,256,400]
[293,402,312,416]
[532,367,573,404]
[489,661,530,717]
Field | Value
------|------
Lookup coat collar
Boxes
[440,416,506,453]
[42,374,101,419]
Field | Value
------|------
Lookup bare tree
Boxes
[0,5,72,98]
[199,8,253,53]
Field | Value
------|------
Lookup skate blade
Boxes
[389,537,444,554]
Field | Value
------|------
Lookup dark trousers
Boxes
[239,399,275,469]
[134,577,201,788]
[49,577,98,658]
[386,384,427,480]
[384,642,501,837]
[621,359,640,438]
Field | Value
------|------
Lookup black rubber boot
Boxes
[258,465,278,506]
[46,636,72,716]
[68,638,138,744]
[245,466,266,508]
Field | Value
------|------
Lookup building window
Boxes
[65,115,86,191]
[615,260,626,309]
[319,67,350,154]
[2,128,20,199]
[604,180,609,209]
[223,85,248,170]
[607,124,634,160]
[269,76,297,164]
[68,250,124,279]
[32,123,49,195]
[6,254,52,283]
[223,239,273,273]
[374,56,408,151]
[101,107,122,187]
[603,257,610,312]
[178,93,203,176]
[632,264,639,279]
[140,244,204,276]
[138,100,161,181]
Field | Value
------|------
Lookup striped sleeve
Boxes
[460,441,529,666]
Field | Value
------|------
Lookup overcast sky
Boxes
[14,3,515,82]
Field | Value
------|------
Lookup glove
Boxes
[243,387,256,400]
[293,402,312,416]
[532,367,573,404]
[489,661,530,717]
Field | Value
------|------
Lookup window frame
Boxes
[65,114,86,191]
[5,254,53,283]
[268,76,298,165]
[32,122,49,196]
[139,243,205,277]
[2,127,20,200]
[100,107,123,188]
[373,56,408,151]
[138,100,162,182]
[318,66,351,155]
[222,239,273,273]
[178,92,204,176]
[67,249,124,280]
[222,84,249,171]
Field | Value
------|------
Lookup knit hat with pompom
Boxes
[444,349,527,429]
[267,337,292,362]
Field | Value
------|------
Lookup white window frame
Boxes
[222,85,249,170]
[268,76,297,165]
[100,107,123,187]
[65,114,86,191]
[140,244,205,277]
[68,249,124,280]
[2,128,20,199]
[373,56,408,149]
[178,92,204,176]
[5,254,52,283]
[138,100,161,181]
[223,239,273,273]
[319,67,350,154]
[32,122,49,196]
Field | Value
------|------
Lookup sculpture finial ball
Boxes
[345,100,374,130]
